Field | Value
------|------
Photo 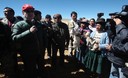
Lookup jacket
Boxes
[108,24,128,67]
[52,22,69,47]
[90,31,109,57]
[11,20,43,53]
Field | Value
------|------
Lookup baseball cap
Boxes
[22,4,34,11]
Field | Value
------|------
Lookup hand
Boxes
[30,26,37,33]
[106,44,112,51]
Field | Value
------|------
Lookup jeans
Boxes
[109,63,127,78]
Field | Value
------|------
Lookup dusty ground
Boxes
[0,50,92,78]
[40,50,91,78]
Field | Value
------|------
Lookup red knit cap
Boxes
[22,4,34,11]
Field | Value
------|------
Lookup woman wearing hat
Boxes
[84,18,110,78]
[77,19,90,63]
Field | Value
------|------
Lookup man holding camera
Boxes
[106,5,128,78]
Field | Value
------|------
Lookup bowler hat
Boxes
[96,18,106,29]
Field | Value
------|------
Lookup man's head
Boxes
[89,18,95,26]
[71,11,77,21]
[45,14,52,22]
[53,14,62,23]
[22,4,35,20]
[3,7,15,19]
[114,11,128,26]
[109,12,118,19]
[34,10,42,21]
[80,19,89,28]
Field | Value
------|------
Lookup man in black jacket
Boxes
[106,11,128,78]
[43,14,53,59]
[51,14,69,68]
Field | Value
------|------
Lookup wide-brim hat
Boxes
[96,18,105,24]
[96,18,106,29]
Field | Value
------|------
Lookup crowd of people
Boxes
[0,4,128,78]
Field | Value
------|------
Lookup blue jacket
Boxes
[90,31,109,56]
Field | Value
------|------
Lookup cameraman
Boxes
[106,11,128,78]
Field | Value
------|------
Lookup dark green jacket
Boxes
[11,20,43,53]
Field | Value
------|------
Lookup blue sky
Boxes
[0,0,128,20]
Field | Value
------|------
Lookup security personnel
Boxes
[12,4,42,78]
[51,14,69,68]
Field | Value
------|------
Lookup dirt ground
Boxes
[41,50,91,78]
[0,50,92,78]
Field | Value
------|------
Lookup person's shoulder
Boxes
[62,22,67,26]
[16,20,26,24]
[15,16,24,21]
[15,20,27,27]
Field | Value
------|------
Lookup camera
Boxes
[97,13,104,17]
[122,5,128,12]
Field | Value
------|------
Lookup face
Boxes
[35,14,42,21]
[45,18,51,22]
[4,9,14,19]
[71,14,77,21]
[53,16,61,23]
[80,23,86,29]
[96,24,102,31]
[89,20,95,26]
[113,18,122,25]
[23,10,35,21]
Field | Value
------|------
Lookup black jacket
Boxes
[108,23,128,66]
[0,22,11,54]
[52,22,69,47]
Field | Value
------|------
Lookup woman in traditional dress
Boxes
[84,18,110,78]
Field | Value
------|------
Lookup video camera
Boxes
[97,13,104,17]
[122,5,128,12]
